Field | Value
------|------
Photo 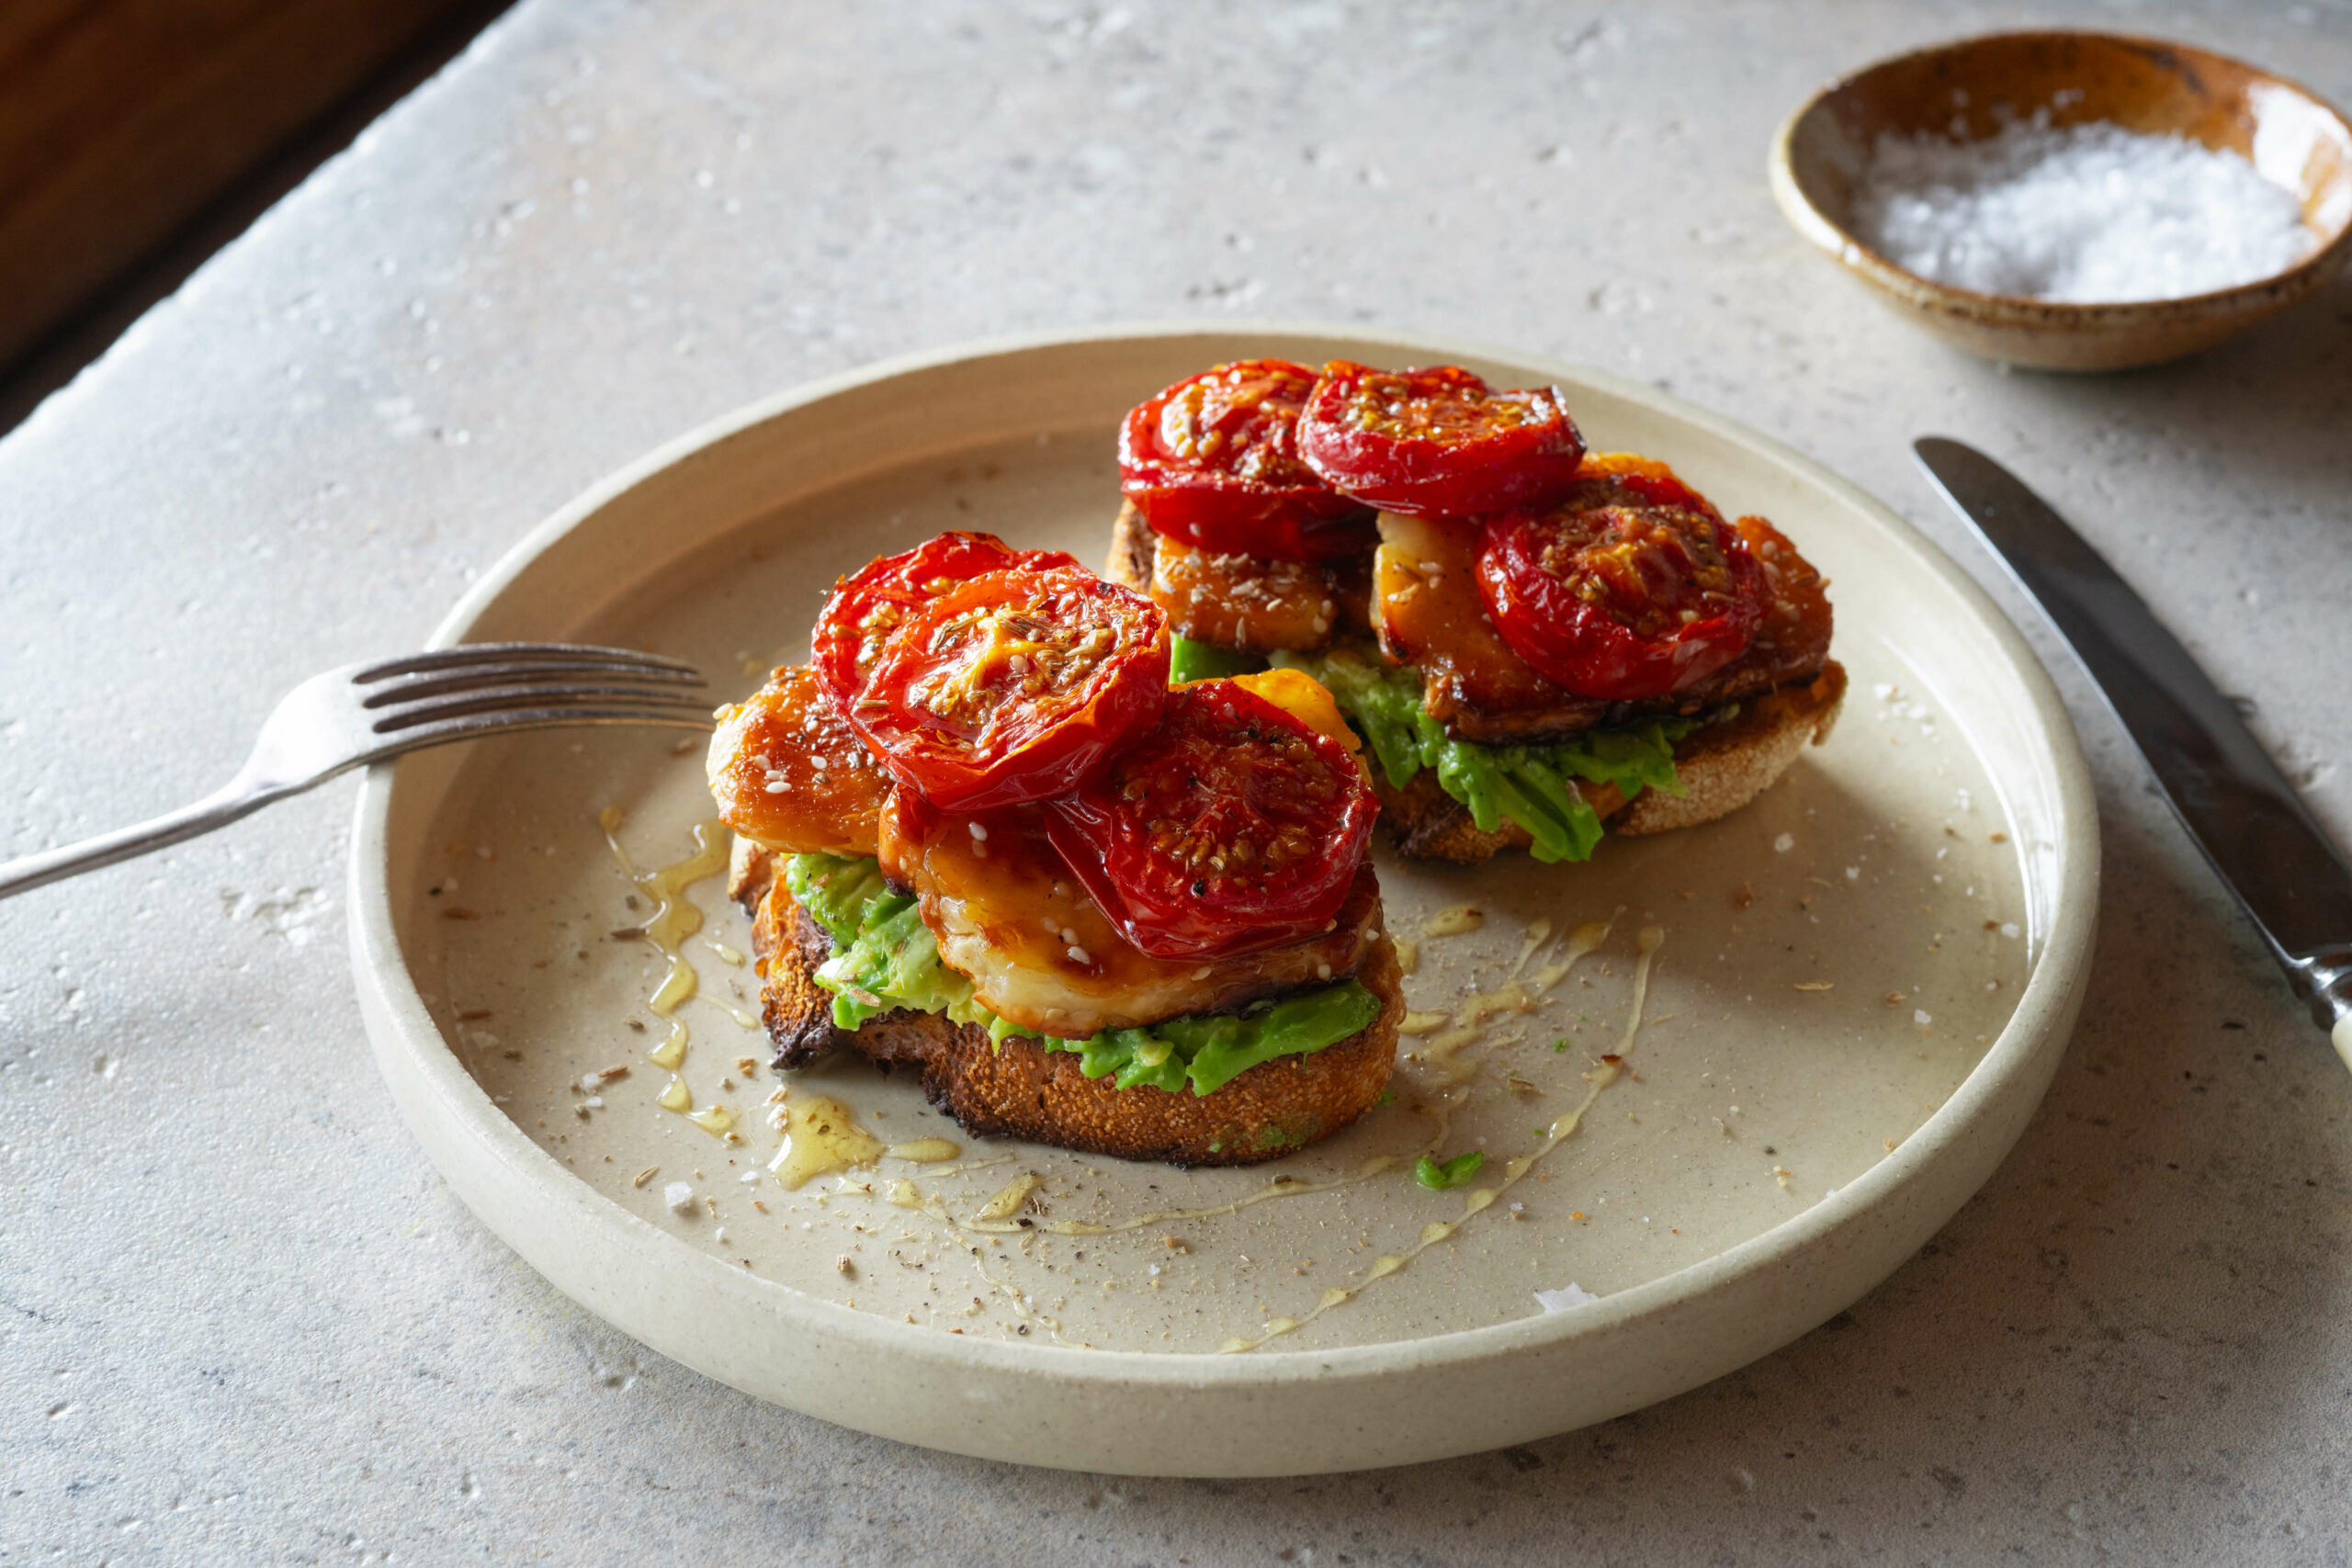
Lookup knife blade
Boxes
[1913,435,2352,1074]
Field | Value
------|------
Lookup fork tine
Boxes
[374,705,719,753]
[361,660,706,709]
[371,683,717,734]
[353,642,700,684]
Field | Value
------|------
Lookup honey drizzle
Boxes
[857,915,1622,1264]
[1029,1156,1399,1236]
[873,1156,1401,1238]
[597,808,737,1021]
[971,1251,1064,1341]
[768,1095,887,1190]
[1404,914,1614,1151]
[647,1020,688,1070]
[1218,925,1664,1354]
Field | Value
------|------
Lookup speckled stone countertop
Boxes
[5,1,2349,1561]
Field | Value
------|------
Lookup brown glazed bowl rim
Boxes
[1770,28,2352,324]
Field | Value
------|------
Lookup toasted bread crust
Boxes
[1103,500,1155,593]
[1376,660,1847,864]
[1614,660,1845,835]
[728,832,774,908]
[739,855,1401,1166]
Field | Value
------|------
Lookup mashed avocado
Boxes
[786,853,992,1029]
[1168,636,1264,682]
[785,853,1378,1096]
[1265,640,1692,864]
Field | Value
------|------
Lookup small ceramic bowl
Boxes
[1770,30,2352,372]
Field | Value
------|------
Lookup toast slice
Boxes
[730,840,1403,1166]
[1378,660,1848,864]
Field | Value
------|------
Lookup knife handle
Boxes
[2335,1016,2352,1077]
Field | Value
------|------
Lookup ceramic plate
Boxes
[348,325,2096,1475]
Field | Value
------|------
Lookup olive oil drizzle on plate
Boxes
[597,807,756,1028]
[819,915,1636,1348]
[1217,924,1665,1354]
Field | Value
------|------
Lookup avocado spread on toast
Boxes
[784,852,1379,1097]
[1258,640,1693,863]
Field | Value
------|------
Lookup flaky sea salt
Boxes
[1535,1282,1600,1312]
[1850,112,2314,302]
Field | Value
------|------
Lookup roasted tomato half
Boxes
[1296,362,1586,518]
[1476,467,1766,702]
[851,562,1170,811]
[1118,359,1375,562]
[811,532,1079,710]
[1045,679,1376,960]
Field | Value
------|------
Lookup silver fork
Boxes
[0,643,715,901]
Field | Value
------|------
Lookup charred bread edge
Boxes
[729,839,1403,1167]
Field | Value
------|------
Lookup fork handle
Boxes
[0,776,288,901]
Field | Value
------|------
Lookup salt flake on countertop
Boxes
[663,1181,695,1213]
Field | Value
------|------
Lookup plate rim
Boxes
[347,319,2099,1460]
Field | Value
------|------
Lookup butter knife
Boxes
[1913,436,2352,1074]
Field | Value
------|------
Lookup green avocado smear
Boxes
[783,853,1379,1097]
[1249,639,1695,865]
[1168,635,1265,683]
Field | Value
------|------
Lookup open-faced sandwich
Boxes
[707,531,1403,1166]
[1106,358,1845,866]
